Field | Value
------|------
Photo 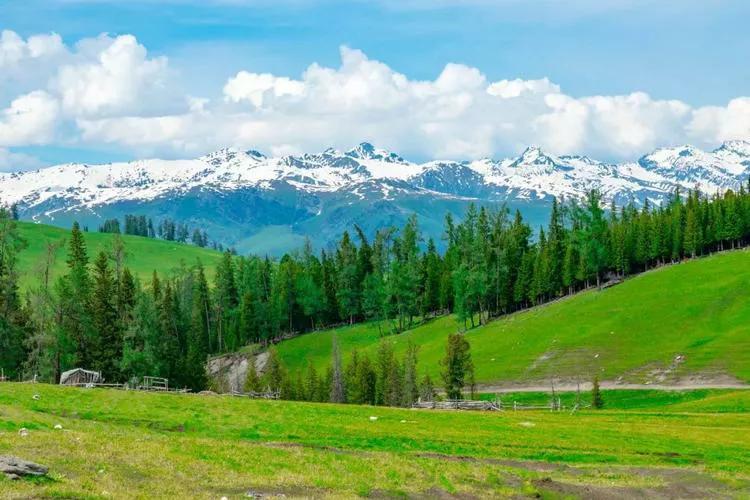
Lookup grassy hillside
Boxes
[277,249,750,386]
[15,221,223,290]
[1,383,748,498]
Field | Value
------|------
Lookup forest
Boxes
[2,185,750,404]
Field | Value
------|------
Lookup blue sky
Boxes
[1,0,749,167]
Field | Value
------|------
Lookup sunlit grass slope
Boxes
[15,221,223,290]
[277,250,750,385]
[1,383,748,498]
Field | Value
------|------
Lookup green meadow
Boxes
[15,221,223,290]
[1,383,749,498]
[276,249,750,386]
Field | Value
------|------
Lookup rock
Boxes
[0,456,48,480]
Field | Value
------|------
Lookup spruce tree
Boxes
[330,335,345,403]
[64,222,93,368]
[90,251,121,381]
[441,333,474,400]
[591,376,604,409]
[0,207,28,378]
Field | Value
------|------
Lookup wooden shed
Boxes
[59,368,102,386]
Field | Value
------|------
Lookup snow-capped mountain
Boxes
[2,141,749,254]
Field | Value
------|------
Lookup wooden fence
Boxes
[413,396,584,412]
[412,400,501,411]
[230,390,280,400]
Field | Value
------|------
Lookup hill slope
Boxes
[276,249,750,386]
[15,222,223,290]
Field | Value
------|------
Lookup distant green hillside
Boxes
[16,222,223,290]
[277,250,750,385]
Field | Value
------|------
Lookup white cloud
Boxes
[1,30,749,167]
[487,77,560,99]
[224,71,304,107]
[688,97,750,145]
[0,148,42,172]
[54,34,169,117]
[0,30,65,69]
[0,91,60,147]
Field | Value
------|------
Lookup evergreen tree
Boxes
[64,222,93,368]
[441,333,474,400]
[402,341,419,407]
[0,207,28,378]
[263,348,287,395]
[330,335,345,403]
[185,262,211,390]
[90,251,121,381]
[244,360,262,392]
[336,232,360,324]
[591,376,604,409]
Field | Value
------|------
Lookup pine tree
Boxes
[214,251,238,350]
[185,262,211,390]
[401,341,419,407]
[336,232,360,324]
[375,339,396,406]
[90,251,121,381]
[244,359,262,393]
[0,207,28,378]
[263,348,286,395]
[330,335,345,403]
[591,376,604,409]
[64,222,93,368]
[441,333,474,400]
[422,238,442,316]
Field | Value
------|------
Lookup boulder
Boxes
[0,456,48,480]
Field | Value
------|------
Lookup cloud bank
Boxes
[1,30,749,171]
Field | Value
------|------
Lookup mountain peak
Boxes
[245,149,267,160]
[510,146,559,169]
[345,142,405,163]
[715,140,750,156]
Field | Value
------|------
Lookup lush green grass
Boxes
[277,250,750,386]
[15,221,223,290]
[1,383,749,498]
[475,389,748,411]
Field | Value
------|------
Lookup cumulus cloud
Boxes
[688,97,750,144]
[0,30,65,69]
[224,71,305,107]
[0,91,60,147]
[487,78,560,99]
[54,34,169,117]
[1,30,749,167]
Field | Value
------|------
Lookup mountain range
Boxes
[2,140,750,254]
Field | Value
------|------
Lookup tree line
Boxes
[2,185,750,401]
[98,214,224,251]
[246,331,474,407]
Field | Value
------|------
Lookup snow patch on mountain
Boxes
[2,141,750,218]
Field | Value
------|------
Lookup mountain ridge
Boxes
[2,141,749,254]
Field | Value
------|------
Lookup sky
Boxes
[1,0,749,170]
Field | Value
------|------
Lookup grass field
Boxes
[1,383,749,498]
[276,249,750,386]
[15,221,223,290]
